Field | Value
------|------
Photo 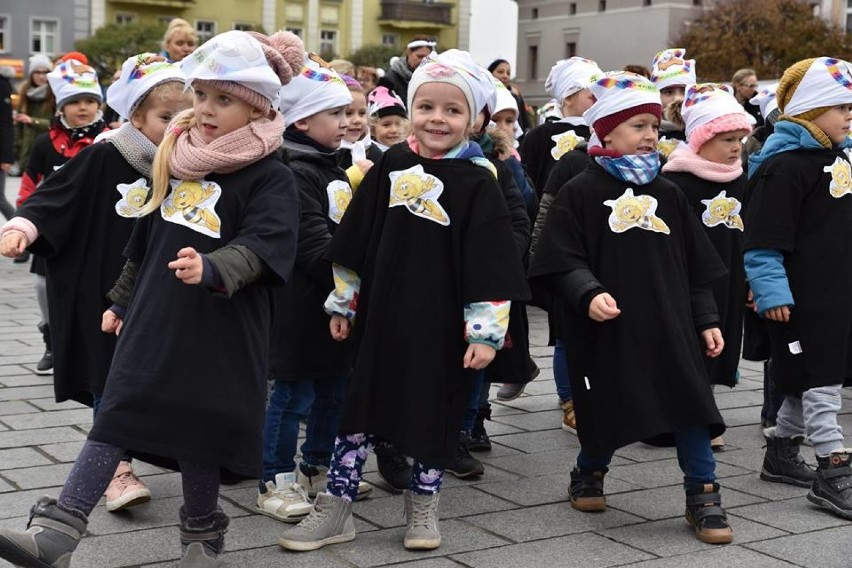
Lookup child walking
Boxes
[662,84,754,449]
[279,49,529,552]
[16,57,107,375]
[0,30,303,567]
[529,71,734,545]
[745,57,852,517]
[0,53,191,513]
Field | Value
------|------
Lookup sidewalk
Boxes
[2,176,852,567]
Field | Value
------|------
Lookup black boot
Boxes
[684,482,733,544]
[179,507,230,567]
[569,467,607,512]
[0,496,88,567]
[468,404,492,452]
[807,449,852,519]
[36,322,53,376]
[374,441,412,493]
[760,432,817,487]
[446,431,484,479]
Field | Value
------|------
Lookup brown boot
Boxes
[569,467,606,511]
[684,482,733,544]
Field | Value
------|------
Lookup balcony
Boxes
[379,1,453,28]
[108,0,195,7]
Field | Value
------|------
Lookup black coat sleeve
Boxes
[0,78,12,164]
[690,283,720,331]
[291,165,336,287]
[493,158,530,256]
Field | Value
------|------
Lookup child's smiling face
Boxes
[410,82,470,158]
[344,91,368,143]
[603,113,660,155]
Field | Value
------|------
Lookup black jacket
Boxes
[0,76,12,164]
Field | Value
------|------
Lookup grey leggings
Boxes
[33,274,49,327]
[59,439,221,517]
[775,385,845,457]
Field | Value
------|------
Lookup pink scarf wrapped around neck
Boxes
[169,111,285,180]
[661,142,743,183]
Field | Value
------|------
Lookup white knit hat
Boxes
[28,54,53,74]
[650,48,696,90]
[583,71,662,146]
[489,75,518,118]
[407,49,495,126]
[106,53,185,120]
[47,58,103,109]
[277,54,353,127]
[545,57,603,102]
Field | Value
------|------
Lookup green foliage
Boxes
[349,44,400,69]
[674,0,852,81]
[75,21,167,80]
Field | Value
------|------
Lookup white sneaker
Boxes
[256,472,313,523]
[297,464,373,500]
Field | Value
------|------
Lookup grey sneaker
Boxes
[496,382,527,401]
[297,464,372,500]
[278,493,356,552]
[403,490,441,550]
[0,496,87,568]
[256,472,312,522]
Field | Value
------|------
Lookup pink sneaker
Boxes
[105,461,152,512]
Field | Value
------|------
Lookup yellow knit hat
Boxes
[776,58,832,147]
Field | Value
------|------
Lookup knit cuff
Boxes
[0,217,38,245]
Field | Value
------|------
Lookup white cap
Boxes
[106,53,185,120]
[47,59,102,109]
[278,54,353,127]
[545,57,603,102]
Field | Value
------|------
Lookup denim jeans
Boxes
[577,425,716,486]
[461,370,490,432]
[553,340,573,403]
[261,376,347,482]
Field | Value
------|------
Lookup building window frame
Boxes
[598,0,607,11]
[286,28,303,38]
[0,14,10,54]
[233,22,255,31]
[569,3,577,14]
[115,12,137,25]
[195,19,217,43]
[381,33,398,47]
[528,44,538,81]
[319,29,338,58]
[30,17,59,56]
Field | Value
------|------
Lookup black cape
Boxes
[744,148,852,394]
[89,155,300,477]
[664,171,747,388]
[19,143,141,405]
[327,144,530,466]
[520,121,591,196]
[529,163,727,455]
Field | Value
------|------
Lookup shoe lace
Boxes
[298,505,330,532]
[112,471,139,492]
[269,482,309,503]
[408,497,436,528]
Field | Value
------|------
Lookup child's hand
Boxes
[702,327,724,358]
[764,306,791,322]
[745,288,756,311]
[463,343,496,370]
[330,314,351,341]
[0,232,27,257]
[588,293,621,322]
[355,159,374,175]
[102,309,124,336]
[168,247,203,285]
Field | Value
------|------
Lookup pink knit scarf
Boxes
[661,143,743,183]
[169,111,285,180]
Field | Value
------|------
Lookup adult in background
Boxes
[732,68,763,127]
[14,55,55,176]
[160,18,197,63]
[378,36,435,103]
[0,66,14,222]
[488,58,531,135]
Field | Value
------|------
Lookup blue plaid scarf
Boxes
[594,151,661,185]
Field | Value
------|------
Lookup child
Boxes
[650,48,696,142]
[529,71,734,545]
[662,84,754,449]
[744,57,852,517]
[16,57,107,376]
[368,85,409,150]
[279,49,529,552]
[260,54,373,524]
[0,53,191,512]
[0,29,303,566]
[520,56,602,194]
[338,74,383,189]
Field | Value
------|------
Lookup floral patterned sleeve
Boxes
[323,263,361,320]
[464,301,511,349]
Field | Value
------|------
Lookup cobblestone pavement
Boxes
[2,177,852,567]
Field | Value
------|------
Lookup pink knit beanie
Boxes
[688,114,753,152]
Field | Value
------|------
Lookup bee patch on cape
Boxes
[388,164,450,226]
[824,156,852,199]
[551,130,584,160]
[701,190,743,231]
[603,188,670,235]
[326,180,353,224]
[115,178,151,218]
[161,179,222,238]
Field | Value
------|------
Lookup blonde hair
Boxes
[329,59,355,76]
[369,114,411,137]
[130,81,189,122]
[141,108,197,216]
[162,19,197,52]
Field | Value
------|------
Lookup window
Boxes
[569,3,577,14]
[693,0,702,4]
[319,30,337,58]
[846,0,852,33]
[195,20,216,43]
[31,19,58,54]
[0,15,9,53]
[532,8,538,19]
[598,0,607,12]
[565,42,576,58]
[157,16,173,26]
[643,0,652,5]
[381,33,398,47]
[115,13,136,25]
[233,22,254,31]
[528,44,538,81]
[286,28,302,38]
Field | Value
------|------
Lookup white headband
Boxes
[407,40,436,50]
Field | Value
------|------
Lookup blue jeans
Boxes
[462,370,490,432]
[261,376,347,482]
[577,426,716,486]
[553,340,573,403]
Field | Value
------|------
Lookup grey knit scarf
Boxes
[390,56,414,83]
[108,124,157,178]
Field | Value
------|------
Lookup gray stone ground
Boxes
[2,177,852,567]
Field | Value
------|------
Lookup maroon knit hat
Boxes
[593,103,661,142]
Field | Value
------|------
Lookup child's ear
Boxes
[293,118,310,132]
[248,107,264,121]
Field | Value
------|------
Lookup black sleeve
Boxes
[206,244,265,298]
[493,158,530,256]
[542,149,588,198]
[519,127,543,191]
[107,259,138,307]
[0,78,13,164]
[529,191,553,258]
[691,283,720,331]
[291,166,336,286]
[538,267,606,316]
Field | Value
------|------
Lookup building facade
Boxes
[514,0,704,106]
